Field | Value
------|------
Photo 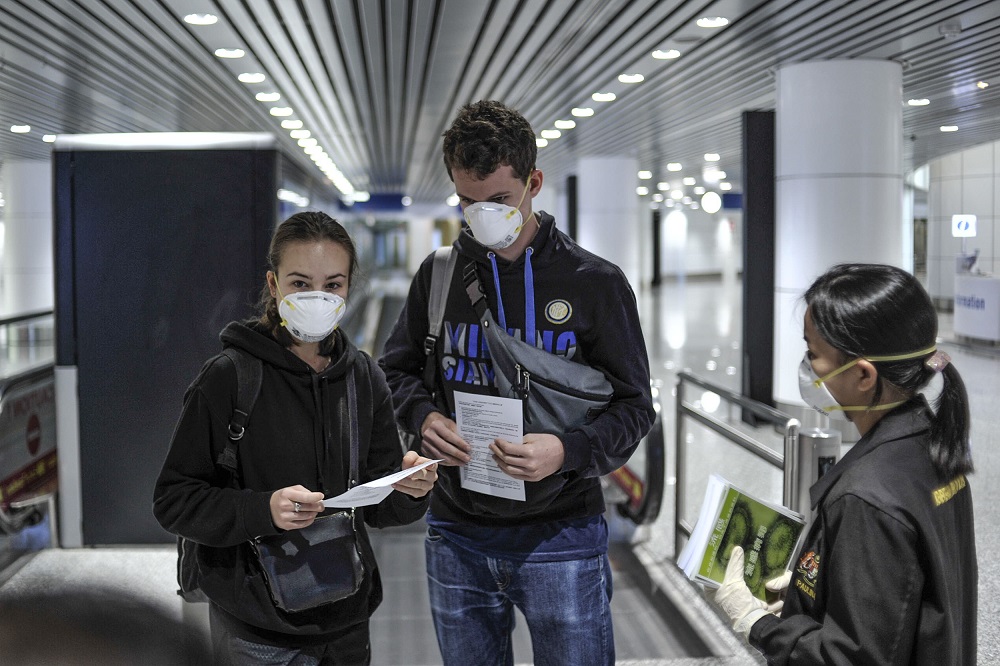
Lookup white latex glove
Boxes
[764,570,792,615]
[710,546,770,639]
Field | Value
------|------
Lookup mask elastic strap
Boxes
[487,252,507,332]
[505,176,534,234]
[272,274,292,328]
[815,344,938,387]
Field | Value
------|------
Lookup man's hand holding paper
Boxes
[490,433,564,482]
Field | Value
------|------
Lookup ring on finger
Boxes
[293,501,301,513]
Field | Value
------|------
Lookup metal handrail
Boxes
[674,371,800,556]
[0,310,53,328]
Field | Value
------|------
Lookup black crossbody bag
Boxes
[250,368,366,613]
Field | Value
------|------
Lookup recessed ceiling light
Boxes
[255,92,281,102]
[657,182,670,191]
[304,145,323,155]
[447,194,460,207]
[694,186,706,195]
[554,119,576,129]
[298,138,318,148]
[43,134,56,142]
[704,153,720,161]
[536,138,549,148]
[636,186,650,196]
[671,190,684,200]
[401,196,413,207]
[269,107,294,116]
[281,119,303,129]
[977,81,989,89]
[184,14,218,26]
[667,162,682,171]
[696,17,729,28]
[638,170,652,179]
[289,129,311,139]
[652,49,681,60]
[683,177,696,185]
[940,125,959,132]
[701,191,722,214]
[541,129,561,139]
[214,48,245,59]
[238,72,266,83]
[10,125,30,133]
[618,74,644,84]
[907,98,930,106]
[653,193,664,202]
[720,182,733,191]
[571,107,594,117]
[592,92,616,102]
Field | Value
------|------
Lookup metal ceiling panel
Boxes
[1,0,998,207]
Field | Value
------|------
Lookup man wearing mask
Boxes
[379,100,655,665]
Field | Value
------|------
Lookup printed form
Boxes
[454,390,525,501]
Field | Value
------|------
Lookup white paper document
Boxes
[322,458,441,508]
[454,390,525,501]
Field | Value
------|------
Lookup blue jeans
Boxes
[425,527,615,666]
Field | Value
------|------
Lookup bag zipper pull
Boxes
[514,364,531,422]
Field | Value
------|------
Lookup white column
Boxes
[0,160,54,316]
[407,216,435,275]
[773,60,904,405]
[576,156,642,290]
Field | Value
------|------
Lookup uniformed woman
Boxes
[712,263,977,665]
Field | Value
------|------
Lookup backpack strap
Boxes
[423,246,457,391]
[215,347,263,477]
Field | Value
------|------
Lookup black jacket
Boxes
[378,213,655,526]
[153,321,428,645]
[750,399,977,664]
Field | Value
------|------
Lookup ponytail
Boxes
[929,363,973,477]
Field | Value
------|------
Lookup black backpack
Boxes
[176,347,262,602]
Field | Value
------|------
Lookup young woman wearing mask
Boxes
[154,211,437,665]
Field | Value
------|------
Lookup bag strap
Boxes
[346,366,359,489]
[423,246,457,391]
[216,347,263,477]
[462,261,490,322]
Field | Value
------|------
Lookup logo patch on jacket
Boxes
[795,550,820,600]
[545,299,572,325]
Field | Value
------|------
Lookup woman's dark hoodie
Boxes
[153,320,427,645]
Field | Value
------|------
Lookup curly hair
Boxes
[257,211,357,352]
[442,100,537,181]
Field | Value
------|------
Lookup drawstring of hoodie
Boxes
[487,247,535,344]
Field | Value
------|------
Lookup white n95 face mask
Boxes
[798,354,850,421]
[277,290,346,343]
[464,178,533,250]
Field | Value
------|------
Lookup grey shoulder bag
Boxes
[462,262,613,434]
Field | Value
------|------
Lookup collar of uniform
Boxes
[808,398,932,510]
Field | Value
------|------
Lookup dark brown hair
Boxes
[257,211,357,351]
[442,100,536,181]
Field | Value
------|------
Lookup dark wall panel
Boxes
[56,148,277,544]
